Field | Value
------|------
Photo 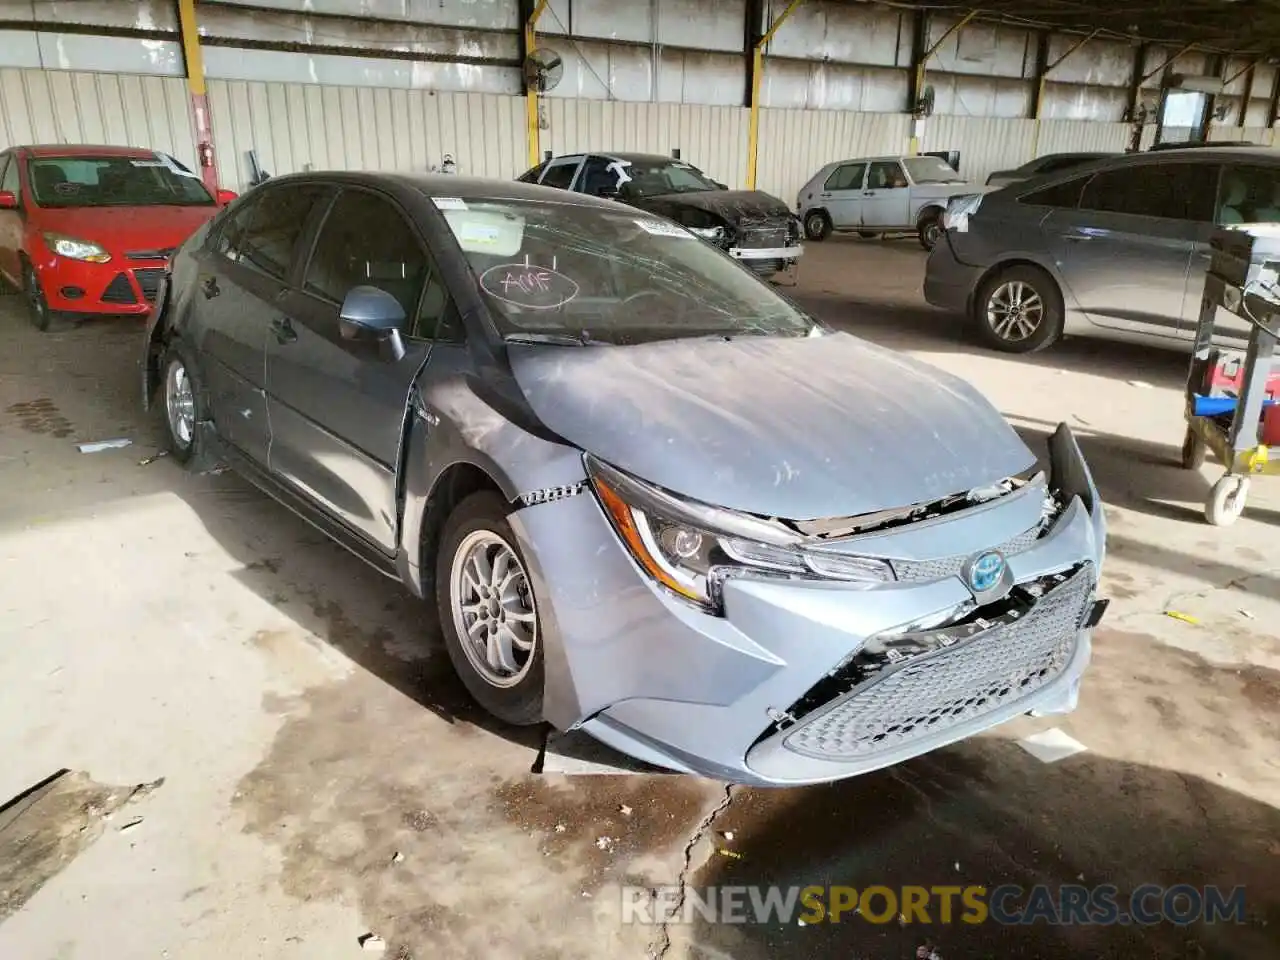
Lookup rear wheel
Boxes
[974,265,1064,354]
[803,210,831,241]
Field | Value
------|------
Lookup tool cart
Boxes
[1181,225,1280,526]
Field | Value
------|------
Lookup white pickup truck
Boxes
[797,155,989,250]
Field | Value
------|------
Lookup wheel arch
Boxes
[970,257,1065,319]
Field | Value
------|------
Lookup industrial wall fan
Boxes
[524,47,564,93]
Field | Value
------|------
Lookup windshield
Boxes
[903,157,965,184]
[612,159,721,198]
[28,155,214,208]
[431,196,816,345]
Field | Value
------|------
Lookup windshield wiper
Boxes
[503,331,605,346]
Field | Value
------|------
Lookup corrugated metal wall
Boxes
[207,80,527,191]
[541,100,751,189]
[1033,120,1133,155]
[756,108,910,203]
[0,68,197,170]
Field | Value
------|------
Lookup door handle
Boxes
[819,193,832,199]
[201,275,220,299]
[269,316,297,344]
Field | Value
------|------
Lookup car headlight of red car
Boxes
[42,232,111,263]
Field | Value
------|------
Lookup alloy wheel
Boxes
[450,530,538,688]
[165,359,196,450]
[986,280,1044,343]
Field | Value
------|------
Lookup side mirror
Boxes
[339,285,407,362]
[215,188,238,205]
[0,191,17,210]
[596,184,620,199]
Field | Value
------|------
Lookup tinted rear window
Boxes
[1079,163,1216,221]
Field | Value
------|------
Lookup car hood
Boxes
[34,204,219,255]
[507,331,1036,520]
[643,189,794,222]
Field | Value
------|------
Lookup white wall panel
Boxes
[755,108,910,205]
[0,32,184,76]
[206,0,518,31]
[766,1,904,68]
[922,115,1035,183]
[1041,83,1128,122]
[0,68,196,170]
[1034,119,1133,155]
[762,61,906,112]
[928,18,1031,80]
[208,79,525,191]
[542,99,749,189]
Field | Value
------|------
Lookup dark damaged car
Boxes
[142,173,1108,786]
[520,152,803,279]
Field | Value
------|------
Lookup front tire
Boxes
[436,491,544,726]
[162,345,203,464]
[917,212,943,251]
[22,260,52,332]
[974,265,1064,354]
[803,210,831,241]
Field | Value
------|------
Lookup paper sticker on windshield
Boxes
[634,218,693,238]
[459,223,502,246]
[153,152,202,179]
[130,160,168,168]
[432,197,467,210]
[479,264,579,310]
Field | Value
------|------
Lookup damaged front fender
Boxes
[1047,422,1105,569]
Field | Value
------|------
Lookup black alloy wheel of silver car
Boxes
[436,491,545,725]
[22,261,52,332]
[974,265,1064,354]
[162,346,202,463]
[803,210,831,241]
[916,212,943,251]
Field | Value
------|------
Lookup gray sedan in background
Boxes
[926,146,1276,353]
[143,172,1107,786]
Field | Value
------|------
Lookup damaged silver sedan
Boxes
[142,172,1107,786]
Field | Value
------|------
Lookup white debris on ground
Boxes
[1017,727,1089,764]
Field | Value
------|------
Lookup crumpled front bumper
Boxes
[507,423,1106,787]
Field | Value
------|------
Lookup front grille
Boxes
[134,269,166,302]
[126,248,175,261]
[890,523,1044,583]
[100,273,137,305]
[781,565,1093,762]
[738,225,787,249]
[746,258,784,276]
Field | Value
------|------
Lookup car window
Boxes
[26,154,214,208]
[1079,163,1215,221]
[517,163,546,183]
[412,267,463,342]
[214,184,327,281]
[2,155,21,196]
[610,158,721,199]
[304,189,426,317]
[1216,165,1280,225]
[867,161,907,190]
[902,156,962,184]
[578,156,619,196]
[539,160,580,190]
[823,163,867,191]
[1020,176,1087,208]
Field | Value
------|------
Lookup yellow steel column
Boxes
[908,9,976,156]
[525,0,550,169]
[747,0,803,189]
[177,0,220,193]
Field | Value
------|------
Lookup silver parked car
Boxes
[797,155,981,250]
[143,173,1107,786]
[926,147,1276,353]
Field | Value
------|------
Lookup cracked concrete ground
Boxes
[1,237,1277,959]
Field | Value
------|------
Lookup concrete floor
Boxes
[1,238,1277,960]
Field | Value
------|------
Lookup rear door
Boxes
[1046,161,1214,341]
[537,156,584,192]
[862,161,912,228]
[1192,163,1277,344]
[195,182,331,466]
[265,186,435,553]
[818,162,867,228]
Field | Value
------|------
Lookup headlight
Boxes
[43,233,111,263]
[587,456,894,612]
[687,225,725,241]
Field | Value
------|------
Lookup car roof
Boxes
[259,171,628,211]
[18,144,160,158]
[549,151,686,166]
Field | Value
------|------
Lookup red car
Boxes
[0,144,236,331]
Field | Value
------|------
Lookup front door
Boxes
[818,162,867,229]
[0,154,22,285]
[265,187,433,553]
[1048,161,1212,341]
[862,160,912,228]
[195,182,331,466]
